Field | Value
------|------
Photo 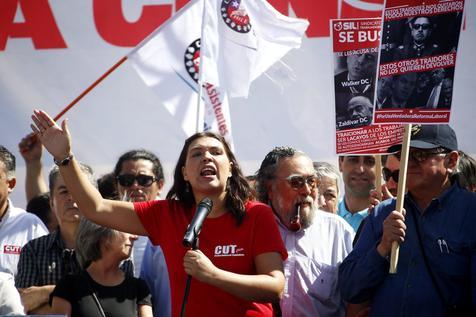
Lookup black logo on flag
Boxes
[184,39,201,83]
[221,0,251,33]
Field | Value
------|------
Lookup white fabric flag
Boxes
[200,0,310,98]
[127,0,234,145]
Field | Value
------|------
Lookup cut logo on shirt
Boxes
[214,244,244,257]
[3,245,21,254]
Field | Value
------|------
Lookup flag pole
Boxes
[53,56,128,121]
[389,123,411,273]
[194,0,209,133]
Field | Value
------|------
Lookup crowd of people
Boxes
[1,111,476,316]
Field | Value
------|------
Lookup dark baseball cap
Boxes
[388,124,458,153]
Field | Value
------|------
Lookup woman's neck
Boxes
[86,258,125,287]
[195,191,228,218]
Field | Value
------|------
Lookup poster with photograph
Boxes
[374,0,465,124]
[332,18,403,154]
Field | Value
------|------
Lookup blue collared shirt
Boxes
[337,198,368,232]
[339,184,476,316]
[140,240,171,317]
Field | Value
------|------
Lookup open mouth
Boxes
[200,166,217,176]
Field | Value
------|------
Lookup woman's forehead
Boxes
[188,136,224,150]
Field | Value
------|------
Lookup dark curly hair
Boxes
[255,146,299,203]
[166,132,250,225]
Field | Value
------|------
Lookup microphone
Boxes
[182,197,213,248]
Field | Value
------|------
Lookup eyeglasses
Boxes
[395,148,449,163]
[412,23,430,30]
[382,167,399,183]
[116,174,156,187]
[279,175,319,191]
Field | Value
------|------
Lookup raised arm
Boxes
[30,110,146,235]
[18,133,48,202]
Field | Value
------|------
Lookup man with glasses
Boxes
[394,16,439,61]
[256,147,354,317]
[113,149,171,317]
[337,155,376,232]
[382,154,400,197]
[339,124,475,316]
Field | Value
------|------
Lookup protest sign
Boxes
[332,18,403,154]
[374,0,465,124]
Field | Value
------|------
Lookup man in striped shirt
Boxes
[15,163,132,314]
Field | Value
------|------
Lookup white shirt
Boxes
[0,272,24,315]
[278,210,354,317]
[0,199,48,276]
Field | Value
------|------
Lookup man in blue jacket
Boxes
[339,124,475,316]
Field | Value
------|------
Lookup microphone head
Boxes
[198,197,213,211]
[182,197,213,248]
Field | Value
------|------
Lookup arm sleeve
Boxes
[338,205,391,303]
[136,277,152,307]
[251,204,287,261]
[0,273,24,315]
[15,242,39,288]
[50,275,74,304]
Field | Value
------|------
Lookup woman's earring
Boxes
[185,181,190,193]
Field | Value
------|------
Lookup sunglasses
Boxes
[116,174,156,187]
[395,148,449,163]
[382,167,399,183]
[280,175,319,191]
[412,23,430,30]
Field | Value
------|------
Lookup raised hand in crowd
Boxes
[18,133,48,201]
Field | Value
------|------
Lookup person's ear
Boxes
[228,162,233,177]
[49,195,55,211]
[157,179,165,191]
[338,157,344,172]
[7,177,16,193]
[444,151,459,172]
[266,181,275,202]
[182,166,188,181]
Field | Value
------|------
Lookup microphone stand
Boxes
[180,235,199,317]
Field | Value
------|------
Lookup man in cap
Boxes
[339,124,476,316]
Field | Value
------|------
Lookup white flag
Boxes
[200,0,309,98]
[127,0,234,146]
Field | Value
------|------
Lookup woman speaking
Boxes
[31,110,286,317]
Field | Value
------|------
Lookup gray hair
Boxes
[48,162,96,194]
[0,145,15,179]
[255,146,306,203]
[75,218,118,269]
[313,161,343,198]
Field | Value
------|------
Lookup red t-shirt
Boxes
[134,200,287,317]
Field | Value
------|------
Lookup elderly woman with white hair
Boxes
[50,218,152,317]
[313,161,343,214]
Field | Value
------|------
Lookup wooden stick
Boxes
[53,56,128,121]
[389,123,412,273]
[375,155,382,200]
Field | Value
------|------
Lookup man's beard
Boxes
[298,197,317,229]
